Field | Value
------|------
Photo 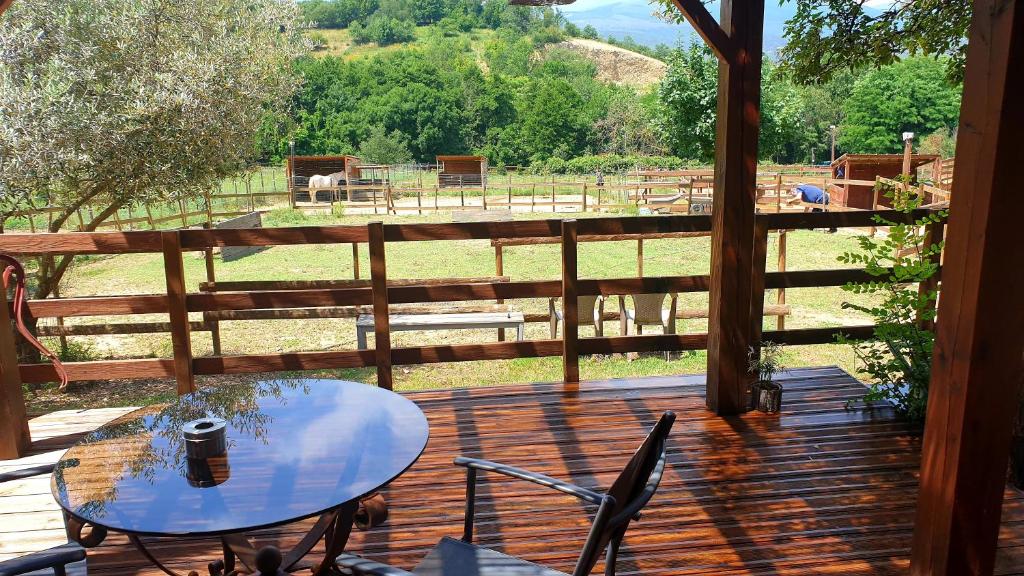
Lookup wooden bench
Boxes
[356,312,525,349]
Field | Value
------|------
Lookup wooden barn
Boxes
[286,155,361,197]
[437,155,487,188]
[829,153,941,209]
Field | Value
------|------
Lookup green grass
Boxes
[36,207,878,413]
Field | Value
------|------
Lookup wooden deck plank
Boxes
[1,367,1021,574]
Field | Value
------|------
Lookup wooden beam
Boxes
[368,222,393,390]
[910,0,1024,573]
[705,0,765,415]
[669,0,734,62]
[162,231,195,395]
[561,220,579,383]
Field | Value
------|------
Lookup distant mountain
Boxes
[559,0,872,55]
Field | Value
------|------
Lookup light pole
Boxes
[829,125,837,164]
[901,131,915,176]
[288,140,296,208]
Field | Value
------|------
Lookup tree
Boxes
[653,43,720,162]
[839,57,961,154]
[358,125,413,164]
[0,0,307,301]
[519,77,588,160]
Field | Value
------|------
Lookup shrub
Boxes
[526,154,690,175]
[350,14,416,46]
[837,181,947,422]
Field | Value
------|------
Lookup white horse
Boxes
[307,171,345,202]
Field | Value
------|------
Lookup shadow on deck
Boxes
[3,366,1023,575]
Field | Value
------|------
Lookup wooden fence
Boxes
[0,209,943,393]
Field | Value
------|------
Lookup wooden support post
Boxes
[704,0,764,415]
[776,230,787,331]
[582,182,587,212]
[561,219,579,383]
[368,222,393,390]
[0,286,30,459]
[911,0,1024,572]
[162,231,195,395]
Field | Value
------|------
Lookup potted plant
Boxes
[748,341,785,413]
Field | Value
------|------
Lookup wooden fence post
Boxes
[776,230,787,331]
[352,243,360,280]
[917,220,945,331]
[162,231,195,395]
[202,227,222,356]
[0,286,30,459]
[495,244,505,342]
[368,222,393,390]
[561,219,579,383]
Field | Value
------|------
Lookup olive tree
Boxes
[0,0,308,299]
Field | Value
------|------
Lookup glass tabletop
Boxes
[51,379,429,537]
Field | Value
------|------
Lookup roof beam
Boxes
[669,0,735,62]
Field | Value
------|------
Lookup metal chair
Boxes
[549,295,605,338]
[0,465,86,576]
[336,411,676,576]
[618,293,677,336]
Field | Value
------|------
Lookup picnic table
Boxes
[356,312,526,349]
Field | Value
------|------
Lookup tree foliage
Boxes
[653,0,970,83]
[839,57,961,154]
[779,0,970,83]
[0,0,307,297]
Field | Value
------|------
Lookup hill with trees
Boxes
[254,0,964,171]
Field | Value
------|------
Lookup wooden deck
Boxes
[2,366,1023,575]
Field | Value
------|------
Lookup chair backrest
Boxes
[630,293,668,324]
[572,411,676,576]
[577,295,600,326]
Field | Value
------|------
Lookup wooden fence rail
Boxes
[0,209,943,456]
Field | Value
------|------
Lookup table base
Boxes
[73,498,366,576]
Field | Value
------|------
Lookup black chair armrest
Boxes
[0,464,56,484]
[335,553,414,576]
[0,543,85,576]
[453,457,604,505]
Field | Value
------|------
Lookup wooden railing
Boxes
[0,210,942,398]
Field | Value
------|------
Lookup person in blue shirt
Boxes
[792,183,837,232]
[795,183,828,205]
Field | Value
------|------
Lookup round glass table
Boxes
[51,379,429,576]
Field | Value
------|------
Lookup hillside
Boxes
[552,38,667,88]
[309,27,665,90]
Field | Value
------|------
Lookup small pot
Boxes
[755,381,783,414]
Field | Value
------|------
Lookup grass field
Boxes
[29,206,880,413]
